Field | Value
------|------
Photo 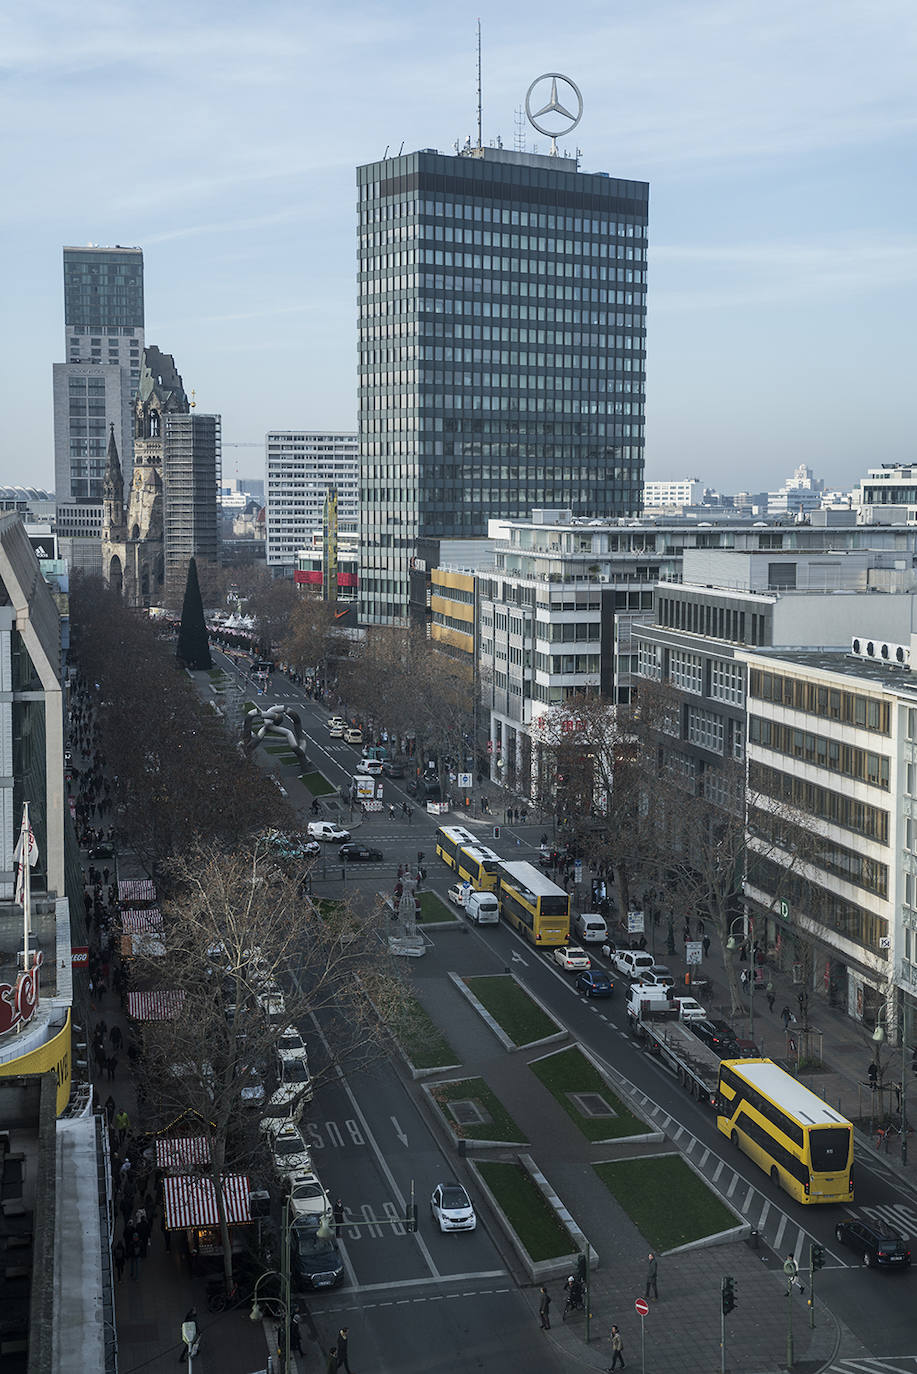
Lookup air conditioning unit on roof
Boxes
[850,636,910,667]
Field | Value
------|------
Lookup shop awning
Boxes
[120,908,163,933]
[156,1135,212,1170]
[118,878,158,904]
[126,989,185,1020]
[162,1173,251,1229]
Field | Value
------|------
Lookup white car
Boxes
[270,1122,313,1183]
[447,882,470,907]
[430,1182,477,1233]
[329,724,345,739]
[274,1054,313,1104]
[553,945,592,971]
[277,1026,308,1063]
[239,1067,265,1108]
[612,949,656,981]
[288,1172,332,1227]
[635,967,676,991]
[258,990,287,1022]
[672,996,707,1021]
[306,821,351,843]
[327,716,345,731]
[355,758,383,776]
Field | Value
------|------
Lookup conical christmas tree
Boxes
[176,558,212,670]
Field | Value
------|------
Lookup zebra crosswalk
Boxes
[830,1360,917,1374]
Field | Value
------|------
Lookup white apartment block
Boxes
[265,432,358,570]
[642,477,705,508]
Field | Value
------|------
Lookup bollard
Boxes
[749,1227,759,1249]
[458,1139,466,1157]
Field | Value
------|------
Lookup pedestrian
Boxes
[115,1109,129,1145]
[129,1231,142,1281]
[539,1286,551,1329]
[326,1347,338,1374]
[740,968,749,993]
[780,1005,792,1031]
[407,807,413,824]
[766,982,776,1013]
[784,1255,804,1296]
[336,1326,352,1373]
[609,1323,625,1369]
[104,1094,116,1126]
[702,934,711,958]
[290,1312,303,1353]
[895,1081,902,1112]
[110,1025,123,1051]
[645,1251,658,1300]
[333,1197,345,1229]
[113,1239,126,1281]
[106,1054,118,1081]
[868,1060,879,1089]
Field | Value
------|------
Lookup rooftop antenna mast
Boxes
[476,19,483,149]
[514,105,526,153]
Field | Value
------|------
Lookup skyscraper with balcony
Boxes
[357,146,648,624]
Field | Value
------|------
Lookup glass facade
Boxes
[63,247,144,330]
[357,149,649,623]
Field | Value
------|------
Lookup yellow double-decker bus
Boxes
[498,860,570,947]
[716,1059,853,1204]
[435,826,480,870]
[456,844,504,891]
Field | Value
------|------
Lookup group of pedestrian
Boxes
[325,1326,352,1374]
[537,1252,659,1367]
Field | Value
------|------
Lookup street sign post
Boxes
[627,910,645,934]
[634,1297,648,1374]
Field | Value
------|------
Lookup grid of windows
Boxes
[748,716,890,789]
[637,641,662,680]
[687,706,725,754]
[669,649,703,694]
[748,669,890,734]
[749,806,888,898]
[357,149,648,622]
[748,761,889,845]
[657,594,768,646]
[710,659,745,706]
[747,853,888,954]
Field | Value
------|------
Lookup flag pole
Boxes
[18,802,32,971]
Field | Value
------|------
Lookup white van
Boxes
[465,891,500,925]
[574,912,608,945]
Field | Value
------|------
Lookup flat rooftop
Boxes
[743,647,917,696]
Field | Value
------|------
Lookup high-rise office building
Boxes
[357,146,649,623]
[162,412,222,598]
[265,432,358,570]
[53,247,144,572]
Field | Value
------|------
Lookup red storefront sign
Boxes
[0,952,43,1035]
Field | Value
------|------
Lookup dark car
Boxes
[834,1218,911,1269]
[575,969,613,998]
[290,1228,345,1289]
[339,844,384,863]
[381,760,405,778]
[406,777,442,802]
[730,1037,761,1059]
[89,842,116,859]
[690,1018,739,1056]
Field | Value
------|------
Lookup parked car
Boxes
[288,1172,332,1226]
[553,945,592,971]
[834,1218,910,1268]
[258,990,287,1022]
[239,1067,265,1108]
[329,724,345,738]
[574,912,608,945]
[277,1026,308,1063]
[575,969,613,998]
[647,963,676,989]
[326,716,345,731]
[632,971,674,992]
[343,727,363,745]
[430,1182,477,1233]
[270,1122,313,1184]
[275,1053,313,1104]
[339,844,384,863]
[381,760,405,778]
[671,996,707,1021]
[290,1228,345,1289]
[306,822,351,843]
[611,949,656,981]
[355,758,383,776]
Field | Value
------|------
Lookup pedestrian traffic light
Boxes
[721,1275,736,1314]
[493,825,500,840]
[406,1203,418,1233]
[810,1243,825,1272]
[417,851,425,865]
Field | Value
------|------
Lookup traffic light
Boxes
[721,1275,736,1314]
[810,1243,825,1272]
[576,1253,588,1283]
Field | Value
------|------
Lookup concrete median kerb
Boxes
[468,1155,586,1284]
[419,1078,529,1150]
[447,970,568,1051]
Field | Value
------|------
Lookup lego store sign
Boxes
[0,952,43,1036]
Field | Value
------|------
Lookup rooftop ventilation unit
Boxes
[850,637,911,667]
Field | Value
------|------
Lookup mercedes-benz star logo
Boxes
[525,72,583,141]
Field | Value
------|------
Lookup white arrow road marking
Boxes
[391,1116,409,1147]
[511,951,528,965]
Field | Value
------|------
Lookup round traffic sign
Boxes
[635,1298,649,1316]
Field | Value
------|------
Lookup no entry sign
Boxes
[635,1298,649,1316]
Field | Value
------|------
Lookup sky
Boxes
[2,0,916,495]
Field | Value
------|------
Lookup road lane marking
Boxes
[774,1214,787,1250]
[331,1269,507,1295]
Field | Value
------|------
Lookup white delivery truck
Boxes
[350,774,376,801]
[465,890,500,925]
[574,912,608,944]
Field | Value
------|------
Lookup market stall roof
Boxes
[126,989,185,1020]
[162,1173,251,1229]
[120,908,163,933]
[118,878,158,904]
[155,1135,212,1170]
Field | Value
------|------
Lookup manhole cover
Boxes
[569,1092,616,1118]
[448,1099,490,1126]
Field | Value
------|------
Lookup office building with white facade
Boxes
[265,432,358,571]
[642,478,705,508]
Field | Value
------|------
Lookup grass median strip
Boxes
[301,770,335,795]
[415,891,456,923]
[476,1161,573,1261]
[464,975,559,1046]
[390,995,458,1071]
[530,1046,645,1141]
[431,1077,527,1142]
[594,1156,736,1251]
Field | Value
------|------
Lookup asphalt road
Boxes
[218,653,917,1368]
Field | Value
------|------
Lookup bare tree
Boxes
[279,598,350,693]
[135,841,410,1285]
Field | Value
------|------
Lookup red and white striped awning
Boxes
[126,989,185,1020]
[120,908,163,933]
[162,1173,251,1230]
[156,1135,212,1170]
[118,878,158,904]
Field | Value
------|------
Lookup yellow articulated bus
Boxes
[455,844,504,891]
[498,860,570,948]
[435,826,480,870]
[716,1059,853,1204]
